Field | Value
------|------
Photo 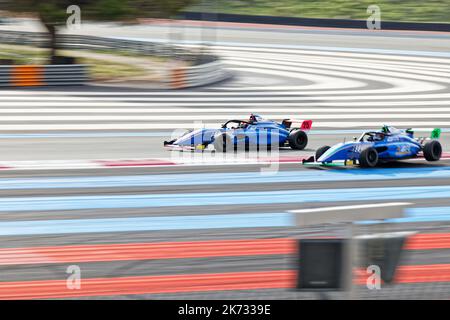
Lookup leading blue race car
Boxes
[303,125,442,168]
[164,114,313,152]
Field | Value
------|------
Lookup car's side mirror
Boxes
[353,137,357,141]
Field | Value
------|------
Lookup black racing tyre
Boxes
[359,147,379,168]
[213,133,233,153]
[423,140,442,161]
[288,130,308,150]
[315,146,331,160]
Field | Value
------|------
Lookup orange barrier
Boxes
[167,59,230,89]
[0,65,88,87]
[10,65,44,87]
[171,68,187,89]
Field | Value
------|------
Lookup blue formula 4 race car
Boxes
[303,126,442,168]
[164,114,313,152]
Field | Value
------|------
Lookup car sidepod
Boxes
[317,142,368,163]
[238,125,290,147]
[376,136,421,160]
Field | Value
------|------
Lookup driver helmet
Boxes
[374,133,385,141]
[249,114,263,123]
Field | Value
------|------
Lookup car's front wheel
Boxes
[315,146,330,161]
[213,133,233,153]
[359,147,379,168]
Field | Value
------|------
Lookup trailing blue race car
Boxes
[303,125,442,168]
[164,114,313,152]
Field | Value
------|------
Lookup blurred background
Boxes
[0,0,449,300]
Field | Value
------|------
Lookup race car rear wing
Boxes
[431,128,441,139]
[383,125,441,140]
[410,128,441,139]
[415,128,441,144]
[282,119,313,131]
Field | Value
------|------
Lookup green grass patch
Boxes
[188,0,450,23]
[77,57,146,81]
[0,47,47,64]
[0,45,148,80]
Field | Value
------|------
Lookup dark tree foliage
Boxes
[0,0,196,62]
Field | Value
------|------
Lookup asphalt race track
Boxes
[0,21,449,299]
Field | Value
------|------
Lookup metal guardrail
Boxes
[0,30,189,57]
[167,57,231,89]
[59,34,190,57]
[0,30,232,89]
[0,65,88,87]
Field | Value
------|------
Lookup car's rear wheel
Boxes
[359,147,379,168]
[423,140,442,161]
[213,133,233,152]
[288,130,308,150]
[315,146,330,161]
